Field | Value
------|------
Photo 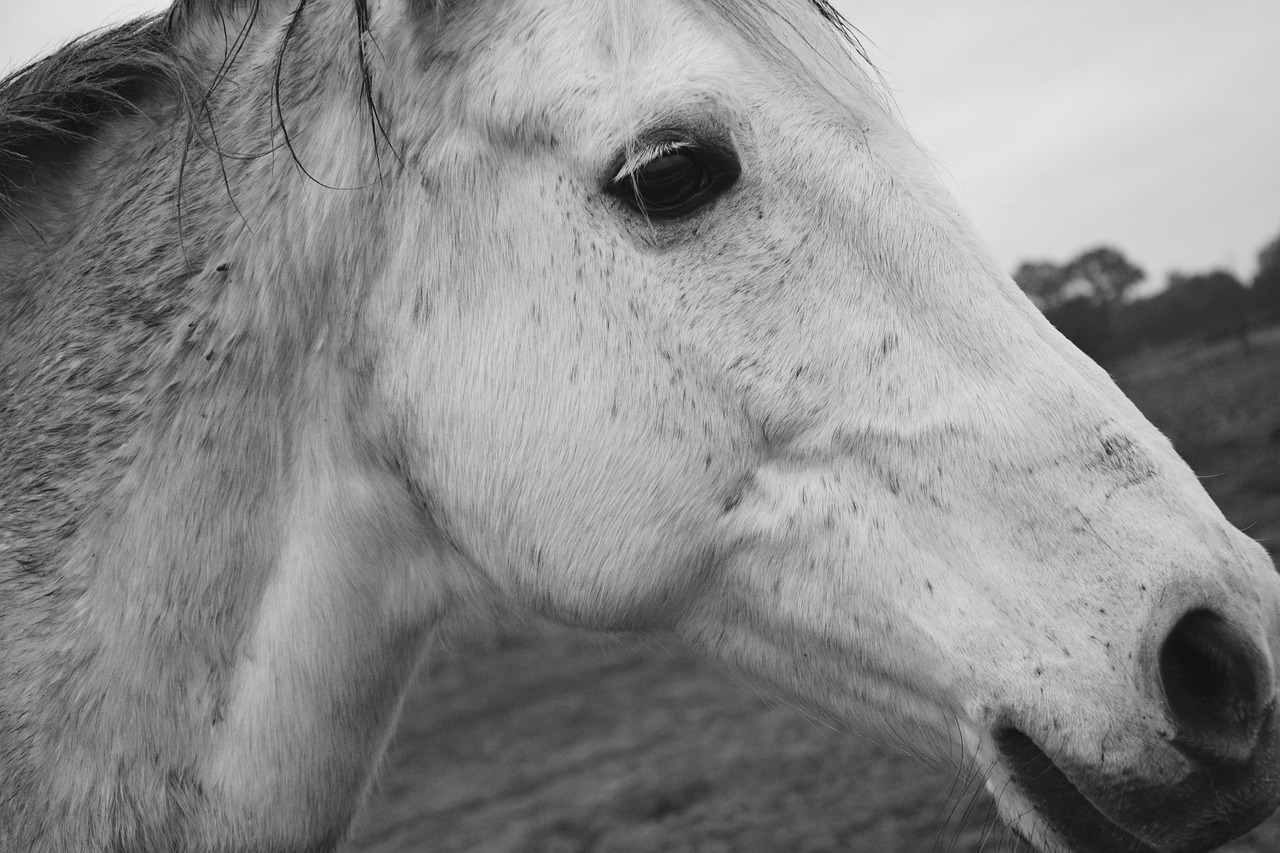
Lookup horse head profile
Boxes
[1,1,1276,851]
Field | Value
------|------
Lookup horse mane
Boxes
[802,0,872,64]
[0,17,181,226]
[0,0,395,231]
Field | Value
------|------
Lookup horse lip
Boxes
[994,727,1162,853]
[993,702,1280,853]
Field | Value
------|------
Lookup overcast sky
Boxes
[3,1,1278,290]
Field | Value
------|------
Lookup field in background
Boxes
[346,329,1280,853]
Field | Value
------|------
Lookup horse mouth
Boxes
[994,727,1160,853]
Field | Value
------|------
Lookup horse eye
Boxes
[611,144,740,219]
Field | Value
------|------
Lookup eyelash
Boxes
[608,136,741,220]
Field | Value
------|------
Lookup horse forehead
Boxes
[459,0,842,141]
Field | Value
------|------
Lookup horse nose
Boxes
[988,604,1280,851]
[1158,608,1276,767]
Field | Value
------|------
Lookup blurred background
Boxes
[4,2,1279,851]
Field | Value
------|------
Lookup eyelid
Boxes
[612,140,694,184]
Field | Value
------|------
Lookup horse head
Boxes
[1,0,1275,850]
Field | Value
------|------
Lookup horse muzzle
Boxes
[989,607,1280,853]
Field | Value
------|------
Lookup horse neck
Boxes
[0,48,462,853]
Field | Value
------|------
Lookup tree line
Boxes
[1012,226,1280,361]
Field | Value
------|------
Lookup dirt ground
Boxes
[345,326,1280,853]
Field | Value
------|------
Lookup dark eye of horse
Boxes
[611,145,740,220]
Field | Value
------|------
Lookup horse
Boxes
[1,0,1277,850]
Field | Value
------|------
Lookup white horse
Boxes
[1,1,1276,851]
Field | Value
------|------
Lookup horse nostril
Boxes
[1158,609,1274,766]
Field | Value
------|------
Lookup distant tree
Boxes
[1065,246,1145,304]
[1014,246,1144,311]
[1121,269,1246,348]
[1166,270,1247,337]
[1044,296,1113,359]
[1012,246,1143,360]
[1013,261,1069,310]
[1259,230,1280,273]
[1075,246,1144,356]
[1252,228,1280,313]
